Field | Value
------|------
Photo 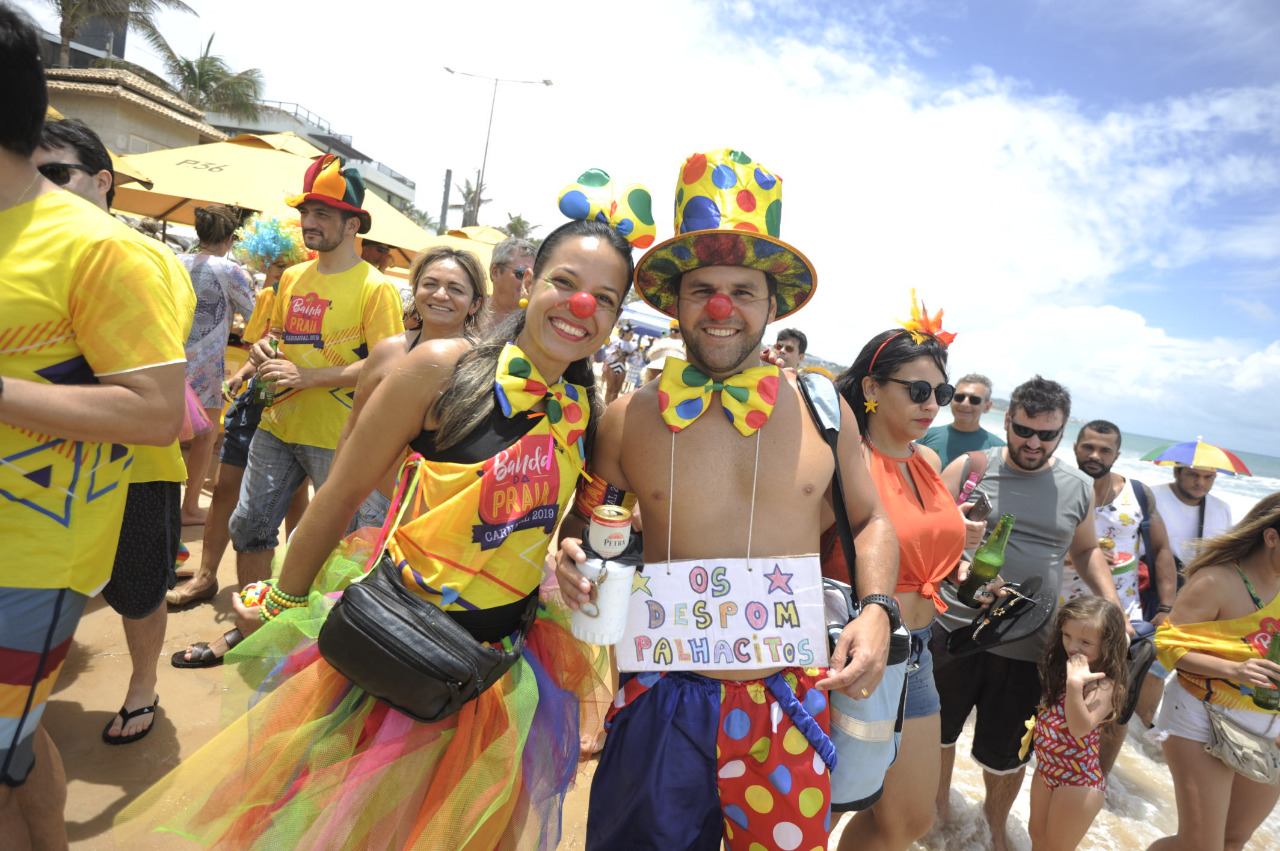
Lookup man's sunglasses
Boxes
[883,377,955,405]
[952,393,986,405]
[1010,421,1064,442]
[37,163,96,186]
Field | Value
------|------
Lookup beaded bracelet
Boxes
[259,585,308,622]
[270,585,309,605]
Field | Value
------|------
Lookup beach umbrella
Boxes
[1140,438,1252,476]
[113,136,429,268]
[412,228,507,282]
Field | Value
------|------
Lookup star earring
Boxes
[863,399,878,414]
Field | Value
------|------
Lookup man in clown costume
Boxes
[556,148,899,850]
[175,155,403,667]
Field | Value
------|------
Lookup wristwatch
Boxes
[858,594,901,632]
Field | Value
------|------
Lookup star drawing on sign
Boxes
[764,564,793,594]
[632,572,651,596]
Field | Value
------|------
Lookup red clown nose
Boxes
[568,291,597,318]
[706,294,735,320]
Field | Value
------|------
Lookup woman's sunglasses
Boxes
[37,163,96,186]
[1010,421,1064,442]
[883,377,955,405]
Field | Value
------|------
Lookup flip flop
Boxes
[945,576,1054,657]
[171,628,244,669]
[102,696,159,745]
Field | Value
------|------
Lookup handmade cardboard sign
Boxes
[617,555,826,672]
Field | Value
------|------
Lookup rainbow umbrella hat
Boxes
[1140,437,1252,476]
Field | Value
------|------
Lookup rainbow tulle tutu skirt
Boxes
[116,536,608,850]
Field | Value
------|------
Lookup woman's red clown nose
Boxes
[569,291,597,318]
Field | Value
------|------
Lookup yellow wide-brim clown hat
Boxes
[635,148,817,319]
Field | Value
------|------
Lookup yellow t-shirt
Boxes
[0,191,189,594]
[242,285,275,345]
[260,260,402,450]
[130,245,196,484]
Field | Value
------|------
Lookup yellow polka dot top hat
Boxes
[635,148,817,319]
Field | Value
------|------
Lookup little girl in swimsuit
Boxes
[1027,596,1129,851]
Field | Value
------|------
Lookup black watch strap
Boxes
[859,594,900,631]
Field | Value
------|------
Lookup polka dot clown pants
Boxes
[587,668,834,851]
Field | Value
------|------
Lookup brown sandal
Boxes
[171,628,243,669]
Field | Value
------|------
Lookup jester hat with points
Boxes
[635,148,817,319]
[287,154,371,234]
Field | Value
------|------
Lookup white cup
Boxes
[570,558,637,646]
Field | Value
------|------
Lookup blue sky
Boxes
[20,0,1280,453]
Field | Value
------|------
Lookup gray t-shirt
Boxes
[935,447,1093,662]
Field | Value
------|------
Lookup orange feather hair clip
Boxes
[897,288,956,346]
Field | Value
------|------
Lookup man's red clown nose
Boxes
[568,292,597,318]
[706,294,734,320]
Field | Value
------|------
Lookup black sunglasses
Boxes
[883,377,955,405]
[37,162,96,186]
[1010,421,1064,442]
[952,393,986,405]
[512,265,530,279]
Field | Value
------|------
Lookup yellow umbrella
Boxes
[412,230,502,284]
[224,131,324,158]
[114,136,430,265]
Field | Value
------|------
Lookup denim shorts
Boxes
[228,429,333,553]
[219,389,263,469]
[904,623,942,720]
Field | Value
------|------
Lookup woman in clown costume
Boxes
[117,216,638,850]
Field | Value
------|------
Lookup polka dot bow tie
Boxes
[657,357,780,437]
[493,343,590,462]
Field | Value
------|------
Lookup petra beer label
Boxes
[589,505,632,558]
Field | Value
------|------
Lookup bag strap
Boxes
[1131,479,1154,561]
[796,373,857,588]
[1197,497,1207,540]
[366,452,426,571]
[956,449,989,505]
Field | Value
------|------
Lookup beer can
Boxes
[589,505,632,559]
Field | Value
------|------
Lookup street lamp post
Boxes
[444,67,552,226]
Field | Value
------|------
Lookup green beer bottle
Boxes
[250,338,280,407]
[1251,631,1280,710]
[957,513,1016,607]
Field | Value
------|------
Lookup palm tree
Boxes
[403,203,439,234]
[44,0,195,69]
[501,213,539,240]
[449,177,489,227]
[157,34,263,120]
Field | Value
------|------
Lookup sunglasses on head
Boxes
[37,163,96,186]
[1010,421,1064,442]
[883,377,955,405]
[952,393,986,405]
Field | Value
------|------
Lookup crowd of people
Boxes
[3,5,1280,850]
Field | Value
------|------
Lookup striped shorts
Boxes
[1,586,88,786]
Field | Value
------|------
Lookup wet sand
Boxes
[49,489,1279,850]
